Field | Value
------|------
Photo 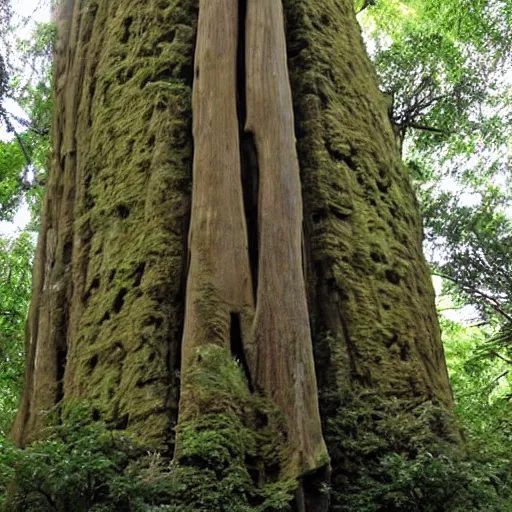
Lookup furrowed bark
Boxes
[284,0,456,505]
[13,0,197,448]
[284,0,453,408]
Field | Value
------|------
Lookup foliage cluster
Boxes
[1,388,511,511]
[442,316,512,470]
[324,391,512,511]
[0,403,294,512]
[0,231,33,435]
[1,14,54,225]
[362,0,511,153]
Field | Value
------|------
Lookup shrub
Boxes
[0,404,293,512]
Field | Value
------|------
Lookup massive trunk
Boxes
[13,0,454,508]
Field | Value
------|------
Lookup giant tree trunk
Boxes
[13,0,454,509]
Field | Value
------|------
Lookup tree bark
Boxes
[13,0,197,447]
[13,0,455,508]
[244,0,327,477]
[284,0,455,501]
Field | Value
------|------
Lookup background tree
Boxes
[0,0,50,440]
[0,232,33,435]
[0,0,53,224]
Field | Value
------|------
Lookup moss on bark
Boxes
[283,0,456,506]
[14,0,198,448]
[174,345,296,510]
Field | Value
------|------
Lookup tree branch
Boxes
[408,123,447,135]
[491,352,512,365]
[1,112,33,168]
[490,370,509,387]
[10,113,50,136]
[467,321,489,328]
[13,129,32,167]
[432,271,512,323]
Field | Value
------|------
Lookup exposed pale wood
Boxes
[245,0,328,476]
[180,0,254,372]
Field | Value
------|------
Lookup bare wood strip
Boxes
[180,0,254,380]
[245,0,328,476]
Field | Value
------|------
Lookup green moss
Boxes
[174,345,295,511]
[284,0,452,399]
[283,0,458,504]
[178,344,252,420]
[56,0,199,448]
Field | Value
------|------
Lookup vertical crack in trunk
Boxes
[55,323,68,407]
[241,132,260,301]
[237,0,259,301]
[230,312,253,391]
[179,0,329,490]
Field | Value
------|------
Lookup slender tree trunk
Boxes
[13,0,454,509]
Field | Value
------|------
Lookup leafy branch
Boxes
[432,271,512,323]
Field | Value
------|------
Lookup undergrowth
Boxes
[2,393,511,511]
[322,391,512,511]
[0,404,293,512]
